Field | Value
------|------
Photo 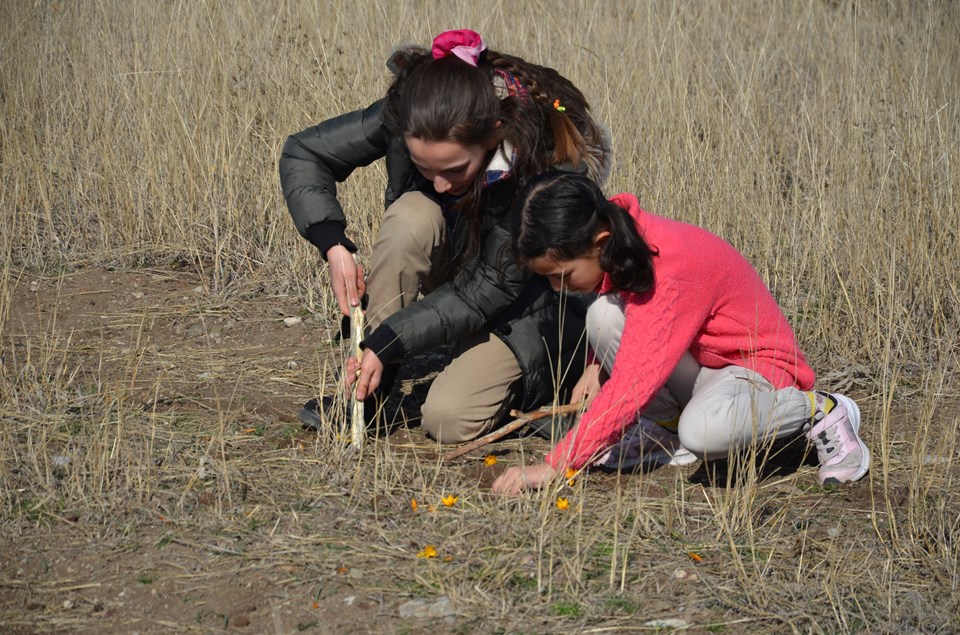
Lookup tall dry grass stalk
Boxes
[2,1,955,365]
[2,0,958,631]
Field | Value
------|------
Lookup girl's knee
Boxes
[677,401,736,460]
[677,423,708,457]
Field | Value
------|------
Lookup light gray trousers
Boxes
[586,294,813,460]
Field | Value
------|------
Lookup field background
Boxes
[2,1,958,633]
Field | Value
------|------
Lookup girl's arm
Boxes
[492,462,558,496]
[571,362,602,406]
[494,280,710,496]
[546,279,710,471]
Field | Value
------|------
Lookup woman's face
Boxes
[405,136,492,196]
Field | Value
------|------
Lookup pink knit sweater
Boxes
[545,194,815,470]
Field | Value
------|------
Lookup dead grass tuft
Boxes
[1,1,958,632]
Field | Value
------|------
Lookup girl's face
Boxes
[405,136,494,196]
[526,238,608,293]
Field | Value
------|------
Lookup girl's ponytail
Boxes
[595,201,655,293]
[514,172,654,294]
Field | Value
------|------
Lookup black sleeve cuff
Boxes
[361,325,405,363]
[304,221,358,261]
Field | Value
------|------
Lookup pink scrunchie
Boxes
[431,29,486,67]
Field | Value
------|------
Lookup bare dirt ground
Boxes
[2,266,958,634]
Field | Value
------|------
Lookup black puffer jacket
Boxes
[280,99,591,409]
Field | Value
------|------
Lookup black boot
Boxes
[298,362,401,433]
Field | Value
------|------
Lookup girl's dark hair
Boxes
[383,46,610,248]
[513,172,655,293]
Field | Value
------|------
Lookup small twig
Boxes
[442,402,584,462]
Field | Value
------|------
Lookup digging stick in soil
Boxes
[442,402,585,461]
[350,255,365,451]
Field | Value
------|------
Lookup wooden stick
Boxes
[442,402,585,462]
[349,255,365,451]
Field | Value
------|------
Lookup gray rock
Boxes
[398,596,455,619]
[185,322,205,338]
[644,618,688,629]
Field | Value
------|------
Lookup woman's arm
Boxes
[279,99,390,315]
[362,197,534,362]
[279,99,390,257]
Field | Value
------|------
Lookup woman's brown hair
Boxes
[383,44,611,257]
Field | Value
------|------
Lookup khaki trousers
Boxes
[587,294,812,460]
[365,191,523,442]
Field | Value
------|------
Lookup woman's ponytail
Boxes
[483,51,610,185]
[545,105,586,168]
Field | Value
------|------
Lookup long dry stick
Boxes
[349,255,365,450]
[442,402,585,462]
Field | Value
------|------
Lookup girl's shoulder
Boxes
[611,198,743,273]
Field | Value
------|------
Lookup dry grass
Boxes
[1,1,959,633]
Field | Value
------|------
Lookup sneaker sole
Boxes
[666,447,699,467]
[600,447,699,471]
[826,393,871,483]
[298,407,322,431]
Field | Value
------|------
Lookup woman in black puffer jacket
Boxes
[279,29,611,442]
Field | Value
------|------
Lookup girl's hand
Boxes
[491,462,558,496]
[571,362,602,406]
[346,350,383,400]
[327,245,366,318]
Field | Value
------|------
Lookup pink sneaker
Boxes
[594,416,698,470]
[806,393,870,484]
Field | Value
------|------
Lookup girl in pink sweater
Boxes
[492,172,870,496]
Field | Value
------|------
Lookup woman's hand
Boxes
[327,245,366,318]
[346,350,383,400]
[571,362,602,407]
[491,462,558,496]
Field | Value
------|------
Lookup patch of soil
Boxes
[3,266,959,634]
[1,266,512,633]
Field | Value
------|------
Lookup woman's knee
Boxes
[420,394,488,444]
[378,192,443,253]
[421,334,520,443]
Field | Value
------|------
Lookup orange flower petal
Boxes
[410,498,419,512]
[441,495,458,507]
[483,455,497,466]
[556,497,570,511]
[417,545,438,559]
